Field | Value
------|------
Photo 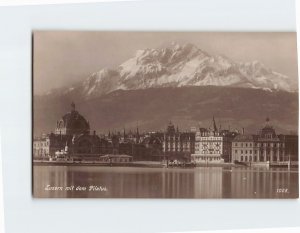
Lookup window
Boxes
[245,156,248,161]
[245,150,248,154]
[241,150,243,154]
[254,150,257,154]
[241,156,243,161]
[246,143,248,147]
[250,150,252,154]
[235,150,237,153]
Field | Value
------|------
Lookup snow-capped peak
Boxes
[62,42,296,99]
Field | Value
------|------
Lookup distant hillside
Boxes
[34,86,298,136]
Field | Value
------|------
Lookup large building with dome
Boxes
[33,102,112,160]
[231,118,298,165]
[33,102,166,161]
[54,102,90,136]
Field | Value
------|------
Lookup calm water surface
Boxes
[33,165,299,198]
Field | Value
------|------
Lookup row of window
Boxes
[235,149,254,154]
[240,155,255,162]
[235,149,283,155]
[164,145,190,148]
[234,142,283,147]
[34,148,49,155]
[193,156,222,161]
[164,148,191,152]
[34,141,49,147]
[200,150,221,154]
[199,137,222,141]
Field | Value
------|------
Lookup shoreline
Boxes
[32,160,276,169]
[33,160,235,167]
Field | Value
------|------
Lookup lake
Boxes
[33,165,299,198]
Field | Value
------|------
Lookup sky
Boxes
[33,31,298,95]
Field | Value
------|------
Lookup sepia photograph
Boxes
[32,31,298,198]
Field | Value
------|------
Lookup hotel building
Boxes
[231,118,298,165]
[191,118,237,164]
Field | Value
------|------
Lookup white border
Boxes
[0,1,299,233]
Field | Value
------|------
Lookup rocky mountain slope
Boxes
[34,86,298,136]
[46,42,295,100]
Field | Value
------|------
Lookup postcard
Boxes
[32,31,298,198]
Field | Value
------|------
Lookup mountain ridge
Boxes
[34,86,298,136]
[44,42,296,100]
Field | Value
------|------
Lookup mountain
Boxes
[35,43,298,136]
[47,42,295,100]
[34,86,298,136]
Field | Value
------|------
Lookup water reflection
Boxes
[33,166,298,198]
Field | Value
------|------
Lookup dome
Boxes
[55,102,90,135]
[260,125,276,138]
[258,117,277,139]
[166,121,176,134]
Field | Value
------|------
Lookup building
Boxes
[256,118,285,163]
[231,134,257,163]
[162,122,195,161]
[191,117,237,164]
[231,118,298,165]
[55,102,90,135]
[192,128,224,164]
[33,102,112,160]
[33,136,50,158]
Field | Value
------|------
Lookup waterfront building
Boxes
[191,117,237,164]
[231,118,298,165]
[231,134,257,163]
[256,118,285,163]
[33,102,112,160]
[162,122,195,161]
[55,102,90,135]
[33,136,50,158]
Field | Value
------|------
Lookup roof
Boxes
[56,108,90,135]
[259,125,276,137]
[232,134,255,142]
[61,110,89,128]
